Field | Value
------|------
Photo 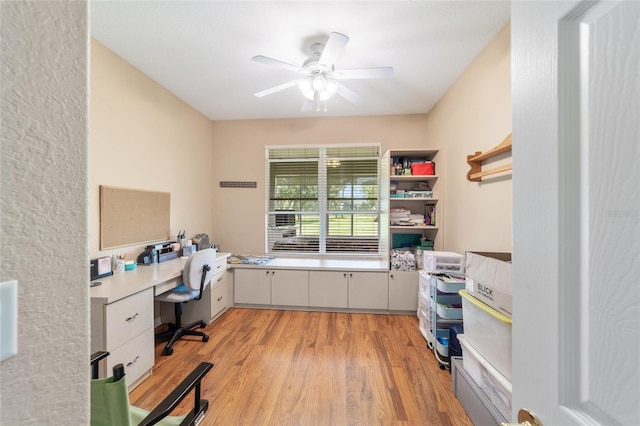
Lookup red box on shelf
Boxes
[411,162,435,175]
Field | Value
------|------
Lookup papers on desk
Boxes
[227,254,275,265]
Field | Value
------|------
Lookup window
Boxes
[266,145,381,255]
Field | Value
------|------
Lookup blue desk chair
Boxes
[155,248,216,355]
[90,351,213,426]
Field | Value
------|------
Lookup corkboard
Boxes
[100,185,170,249]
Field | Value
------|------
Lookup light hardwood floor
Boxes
[130,308,472,426]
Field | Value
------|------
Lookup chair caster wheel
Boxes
[164,347,173,356]
[439,364,445,370]
[199,323,206,329]
[202,335,209,342]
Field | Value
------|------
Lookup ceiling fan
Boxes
[252,32,393,112]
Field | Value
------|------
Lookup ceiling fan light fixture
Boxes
[298,75,338,101]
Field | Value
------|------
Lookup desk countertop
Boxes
[90,252,230,305]
[228,257,388,272]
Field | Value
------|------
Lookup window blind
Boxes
[266,145,380,255]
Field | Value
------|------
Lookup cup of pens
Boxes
[113,255,125,273]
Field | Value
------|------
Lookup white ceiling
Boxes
[90,1,510,121]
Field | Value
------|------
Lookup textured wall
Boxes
[0,1,89,423]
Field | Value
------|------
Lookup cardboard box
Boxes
[465,252,512,318]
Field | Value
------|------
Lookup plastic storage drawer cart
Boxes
[418,271,465,370]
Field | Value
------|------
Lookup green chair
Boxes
[90,351,213,426]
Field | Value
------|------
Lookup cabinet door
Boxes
[388,271,419,311]
[271,270,309,306]
[234,269,271,304]
[309,270,348,309]
[348,271,389,310]
[210,278,227,318]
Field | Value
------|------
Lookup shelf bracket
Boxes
[466,134,512,182]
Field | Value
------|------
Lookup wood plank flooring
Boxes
[129,308,472,426]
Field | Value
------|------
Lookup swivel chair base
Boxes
[156,302,208,356]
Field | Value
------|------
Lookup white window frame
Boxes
[265,144,382,256]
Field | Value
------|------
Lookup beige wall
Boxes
[427,23,512,254]
[90,39,214,260]
[89,23,511,260]
[1,2,89,423]
[211,24,512,256]
[211,115,433,254]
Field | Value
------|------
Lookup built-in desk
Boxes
[229,258,396,312]
[90,252,230,390]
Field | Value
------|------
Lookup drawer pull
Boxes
[126,356,140,367]
[125,313,139,322]
[217,296,223,302]
[216,276,223,282]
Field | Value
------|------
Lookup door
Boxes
[348,271,388,310]
[271,269,309,306]
[309,270,348,309]
[512,1,639,425]
[234,269,271,305]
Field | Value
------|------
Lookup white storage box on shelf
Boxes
[459,289,512,380]
[422,251,464,273]
[458,334,512,420]
[465,251,512,318]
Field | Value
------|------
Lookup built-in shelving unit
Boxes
[382,149,442,256]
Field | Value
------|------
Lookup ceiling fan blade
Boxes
[252,55,302,74]
[335,82,363,105]
[319,32,349,68]
[254,79,301,98]
[335,67,394,80]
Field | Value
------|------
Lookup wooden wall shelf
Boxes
[467,134,512,182]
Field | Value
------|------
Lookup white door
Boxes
[512,1,639,425]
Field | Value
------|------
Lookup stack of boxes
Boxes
[457,252,513,420]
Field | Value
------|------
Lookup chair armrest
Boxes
[90,351,110,379]
[90,351,110,366]
[137,362,213,426]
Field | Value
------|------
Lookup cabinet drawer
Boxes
[213,257,227,276]
[105,288,153,350]
[210,281,226,318]
[106,328,154,389]
[210,269,226,290]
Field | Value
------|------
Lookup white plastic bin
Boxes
[422,251,464,273]
[459,289,512,380]
[458,334,512,420]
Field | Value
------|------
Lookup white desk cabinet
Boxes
[234,269,271,304]
[309,270,348,309]
[308,270,388,311]
[388,271,419,312]
[91,287,155,390]
[270,270,309,306]
[348,271,388,310]
[234,268,308,306]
